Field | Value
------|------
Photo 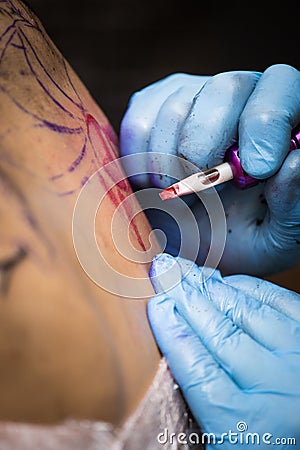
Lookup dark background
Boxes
[28,0,298,132]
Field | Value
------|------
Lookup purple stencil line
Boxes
[17,32,84,121]
[57,189,76,197]
[49,173,63,181]
[0,20,20,41]
[10,42,25,49]
[0,84,83,134]
[81,176,89,187]
[35,121,83,134]
[0,28,15,63]
[19,28,85,113]
[68,135,87,172]
[6,1,28,21]
[62,58,84,111]
[0,2,27,22]
[6,0,19,12]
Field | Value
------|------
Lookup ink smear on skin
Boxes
[86,114,147,251]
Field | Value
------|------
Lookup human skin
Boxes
[0,0,160,425]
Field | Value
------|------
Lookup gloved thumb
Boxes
[149,253,183,294]
[258,150,300,272]
[264,149,300,259]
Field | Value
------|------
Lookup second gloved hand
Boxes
[148,253,300,449]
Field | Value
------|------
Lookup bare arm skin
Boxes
[0,0,160,426]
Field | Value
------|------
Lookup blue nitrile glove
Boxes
[148,253,300,450]
[120,65,300,276]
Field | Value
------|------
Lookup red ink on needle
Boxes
[159,185,179,201]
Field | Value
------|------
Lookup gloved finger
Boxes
[160,256,300,348]
[239,64,300,179]
[150,253,219,296]
[147,293,241,431]
[172,278,278,390]
[203,275,300,352]
[225,274,300,323]
[265,149,300,223]
[178,71,261,170]
[150,252,182,294]
[120,73,208,187]
[263,149,300,267]
[148,82,208,188]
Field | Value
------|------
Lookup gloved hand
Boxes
[120,65,300,276]
[148,253,300,449]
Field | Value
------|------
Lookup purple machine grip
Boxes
[225,124,300,189]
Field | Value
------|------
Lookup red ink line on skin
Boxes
[86,113,146,251]
[129,217,147,251]
[107,128,119,147]
[86,114,131,192]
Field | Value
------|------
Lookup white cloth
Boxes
[0,358,202,450]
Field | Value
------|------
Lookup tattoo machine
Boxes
[160,125,300,200]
